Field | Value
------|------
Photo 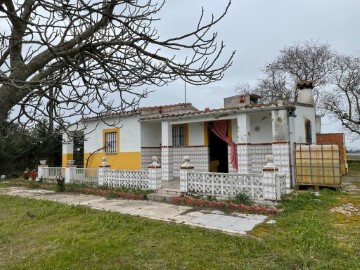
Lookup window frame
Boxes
[172,124,188,147]
[103,128,119,154]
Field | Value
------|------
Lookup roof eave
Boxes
[140,104,296,123]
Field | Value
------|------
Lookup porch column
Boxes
[62,132,74,168]
[271,109,291,188]
[161,121,173,181]
[237,114,251,173]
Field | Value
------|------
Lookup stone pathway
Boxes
[0,187,268,235]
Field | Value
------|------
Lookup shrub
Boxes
[234,192,252,205]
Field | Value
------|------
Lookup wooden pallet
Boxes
[295,183,341,191]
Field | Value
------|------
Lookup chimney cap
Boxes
[296,80,314,90]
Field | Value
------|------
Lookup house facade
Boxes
[62,81,318,188]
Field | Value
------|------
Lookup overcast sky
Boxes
[138,0,360,148]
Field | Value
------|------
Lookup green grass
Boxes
[1,187,360,269]
[347,160,360,170]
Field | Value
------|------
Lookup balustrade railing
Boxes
[70,168,99,185]
[186,172,264,200]
[103,170,149,189]
[40,167,65,182]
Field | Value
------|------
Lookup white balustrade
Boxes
[186,172,264,200]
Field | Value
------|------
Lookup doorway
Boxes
[208,123,229,173]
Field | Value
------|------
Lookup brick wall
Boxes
[316,133,346,175]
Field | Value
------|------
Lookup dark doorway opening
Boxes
[73,135,84,168]
[208,125,229,173]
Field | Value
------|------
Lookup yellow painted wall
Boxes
[204,122,209,146]
[62,153,74,167]
[84,152,141,170]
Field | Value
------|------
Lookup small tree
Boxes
[324,55,360,136]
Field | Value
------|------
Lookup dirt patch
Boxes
[330,203,360,216]
[341,170,360,193]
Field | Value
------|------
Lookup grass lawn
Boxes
[0,177,360,269]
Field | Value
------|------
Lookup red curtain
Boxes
[209,120,238,170]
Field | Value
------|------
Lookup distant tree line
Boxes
[0,119,62,177]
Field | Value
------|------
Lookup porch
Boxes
[141,107,293,188]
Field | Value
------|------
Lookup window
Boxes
[305,119,312,144]
[172,125,186,147]
[105,131,117,153]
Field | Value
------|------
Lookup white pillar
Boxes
[180,156,194,193]
[148,156,162,190]
[237,114,251,173]
[37,164,49,181]
[271,109,291,188]
[271,109,289,143]
[99,157,111,186]
[65,165,76,184]
[161,121,173,181]
[262,155,279,200]
[62,132,74,168]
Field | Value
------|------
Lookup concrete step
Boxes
[147,193,178,203]
[147,188,181,203]
[157,188,181,196]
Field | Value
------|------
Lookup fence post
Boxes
[99,156,111,186]
[37,160,49,180]
[180,156,194,193]
[148,156,162,190]
[262,155,279,200]
[65,160,77,184]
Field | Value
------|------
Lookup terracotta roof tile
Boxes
[82,103,198,121]
[140,101,292,121]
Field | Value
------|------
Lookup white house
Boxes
[62,81,319,188]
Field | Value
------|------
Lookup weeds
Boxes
[234,191,253,205]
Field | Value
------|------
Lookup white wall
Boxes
[292,105,316,144]
[83,115,141,153]
[249,111,272,144]
[231,119,238,142]
[141,122,161,147]
[121,117,141,151]
[188,122,205,146]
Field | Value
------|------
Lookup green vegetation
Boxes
[1,183,359,269]
[234,191,253,205]
[0,119,62,177]
[347,160,360,170]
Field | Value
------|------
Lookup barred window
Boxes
[105,132,117,153]
[172,125,186,147]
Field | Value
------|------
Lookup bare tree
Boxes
[324,54,360,136]
[0,0,234,133]
[242,41,334,103]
